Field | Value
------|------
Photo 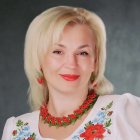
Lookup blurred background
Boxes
[0,0,140,137]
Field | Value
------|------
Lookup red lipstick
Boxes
[59,74,80,81]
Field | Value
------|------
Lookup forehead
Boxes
[62,24,94,37]
[57,24,95,45]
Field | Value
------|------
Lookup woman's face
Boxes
[41,24,96,93]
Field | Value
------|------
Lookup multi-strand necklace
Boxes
[40,91,99,127]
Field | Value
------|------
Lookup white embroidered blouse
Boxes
[2,93,140,140]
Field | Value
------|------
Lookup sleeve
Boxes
[1,116,15,140]
[115,93,140,140]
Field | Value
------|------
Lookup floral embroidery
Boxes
[80,124,105,139]
[12,120,37,140]
[72,101,113,140]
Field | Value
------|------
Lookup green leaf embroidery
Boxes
[13,120,37,139]
[106,101,113,110]
[16,120,23,127]
[105,118,112,127]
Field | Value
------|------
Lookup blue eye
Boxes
[52,50,63,55]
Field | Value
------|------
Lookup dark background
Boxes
[0,0,140,137]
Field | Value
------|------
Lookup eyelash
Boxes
[52,50,89,56]
[78,51,89,56]
[52,50,63,55]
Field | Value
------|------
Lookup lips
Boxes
[59,74,80,81]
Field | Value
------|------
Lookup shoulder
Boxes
[12,110,40,128]
[99,92,140,106]
[98,93,140,119]
[98,93,140,138]
[117,92,140,102]
[114,93,140,119]
[2,111,39,140]
[108,93,140,138]
[112,93,140,110]
[15,110,39,122]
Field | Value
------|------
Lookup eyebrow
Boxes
[56,43,90,49]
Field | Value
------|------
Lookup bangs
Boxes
[37,13,89,65]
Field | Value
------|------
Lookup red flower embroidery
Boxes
[12,130,17,136]
[80,124,105,140]
[107,111,113,116]
[27,137,33,140]
[12,120,37,139]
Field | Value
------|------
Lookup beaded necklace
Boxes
[40,91,99,127]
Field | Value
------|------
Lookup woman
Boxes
[2,6,140,140]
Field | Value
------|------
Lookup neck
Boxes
[47,87,89,117]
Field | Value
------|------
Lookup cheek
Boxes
[79,58,95,72]
[42,57,62,74]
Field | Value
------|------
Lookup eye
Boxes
[52,50,63,55]
[79,51,89,56]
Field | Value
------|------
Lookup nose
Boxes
[64,54,77,69]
